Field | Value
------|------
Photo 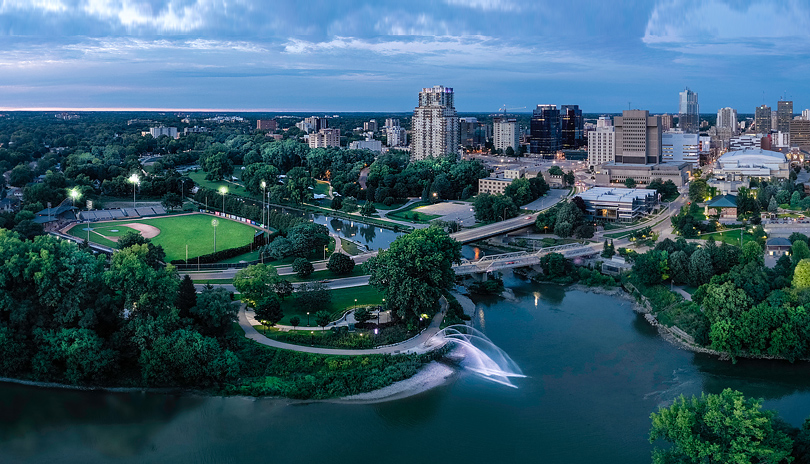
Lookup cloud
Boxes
[443,0,521,12]
[643,0,810,54]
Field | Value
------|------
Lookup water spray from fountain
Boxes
[428,324,526,388]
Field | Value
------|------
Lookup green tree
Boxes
[242,164,280,195]
[285,167,314,204]
[273,279,294,300]
[31,328,117,384]
[688,178,708,202]
[366,226,461,321]
[139,329,239,387]
[327,252,355,275]
[191,286,237,338]
[315,310,331,330]
[9,164,34,187]
[254,295,283,331]
[548,165,564,177]
[688,248,714,287]
[793,241,810,267]
[289,316,301,330]
[624,177,636,189]
[341,196,358,213]
[360,201,377,217]
[161,192,183,211]
[769,195,779,213]
[649,389,793,464]
[504,177,534,206]
[669,250,690,284]
[791,190,802,209]
[292,257,314,278]
[201,151,233,181]
[233,263,279,308]
[354,307,372,324]
[287,222,329,257]
[794,259,810,290]
[741,240,764,266]
[175,274,197,319]
[294,281,331,314]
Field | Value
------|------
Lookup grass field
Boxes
[66,213,259,262]
[277,285,385,327]
[387,201,441,223]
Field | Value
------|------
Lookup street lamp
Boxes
[218,186,227,214]
[324,245,328,260]
[354,299,357,310]
[310,331,314,346]
[128,174,139,209]
[69,188,80,208]
[211,219,219,252]
[379,298,385,326]
[307,311,310,326]
[261,181,267,226]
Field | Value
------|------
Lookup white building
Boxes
[349,137,382,152]
[308,128,340,148]
[149,126,178,139]
[773,131,790,148]
[385,118,400,129]
[504,167,525,179]
[662,130,699,165]
[596,116,612,128]
[578,187,658,222]
[386,127,407,147]
[478,177,513,195]
[411,85,459,160]
[717,107,738,134]
[493,117,519,153]
[714,148,789,180]
[295,121,314,133]
[587,126,615,168]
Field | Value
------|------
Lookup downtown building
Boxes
[493,116,519,153]
[755,105,772,133]
[587,121,615,169]
[411,85,459,160]
[308,128,340,148]
[594,110,690,187]
[777,100,793,134]
[529,105,560,158]
[678,88,699,133]
[662,130,700,166]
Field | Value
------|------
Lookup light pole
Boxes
[69,188,80,208]
[307,311,310,326]
[219,186,228,215]
[379,298,385,326]
[211,219,219,252]
[128,174,139,209]
[324,245,328,260]
[354,299,357,310]
[261,181,267,227]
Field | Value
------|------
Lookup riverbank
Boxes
[336,361,456,404]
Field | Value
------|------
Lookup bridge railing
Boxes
[454,242,595,275]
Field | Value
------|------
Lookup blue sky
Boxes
[0,0,809,113]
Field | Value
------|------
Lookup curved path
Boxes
[238,298,447,355]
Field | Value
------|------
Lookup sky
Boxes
[1,0,809,113]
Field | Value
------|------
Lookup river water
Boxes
[4,275,810,463]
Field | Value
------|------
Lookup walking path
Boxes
[671,285,693,301]
[238,298,447,355]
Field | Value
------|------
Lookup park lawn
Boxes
[277,285,384,327]
[187,168,258,200]
[387,201,441,223]
[313,180,331,196]
[370,200,407,210]
[66,213,258,262]
[340,239,362,256]
[698,229,761,246]
[283,266,367,283]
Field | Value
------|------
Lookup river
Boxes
[4,275,810,463]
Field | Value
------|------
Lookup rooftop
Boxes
[578,187,656,203]
[706,194,737,208]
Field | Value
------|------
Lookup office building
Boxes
[777,101,793,133]
[308,128,340,148]
[363,120,378,132]
[791,120,810,151]
[304,116,328,132]
[729,135,763,150]
[459,117,479,148]
[493,117,519,153]
[560,105,584,149]
[386,127,407,147]
[660,114,673,132]
[716,107,738,134]
[755,105,772,133]
[578,187,658,222]
[478,177,513,195]
[662,130,699,165]
[504,167,525,179]
[596,116,612,128]
[530,105,560,158]
[411,85,459,160]
[614,110,662,165]
[149,126,178,139]
[349,137,382,152]
[587,126,615,168]
[256,119,278,131]
[678,88,699,133]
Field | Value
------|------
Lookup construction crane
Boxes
[498,105,526,115]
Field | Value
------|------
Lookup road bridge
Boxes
[453,243,596,277]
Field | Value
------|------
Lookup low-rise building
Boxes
[478,177,513,195]
[577,187,658,222]
[704,194,737,220]
[504,167,525,179]
[149,126,178,139]
[766,237,792,257]
[349,138,382,152]
[594,162,690,187]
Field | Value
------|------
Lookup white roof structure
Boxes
[577,187,655,203]
[716,148,788,179]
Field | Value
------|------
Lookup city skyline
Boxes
[1,1,810,112]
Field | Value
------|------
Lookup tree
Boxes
[504,178,535,206]
[273,279,294,300]
[564,170,575,186]
[292,257,314,278]
[295,281,331,314]
[191,286,238,338]
[354,307,372,324]
[360,201,377,217]
[791,190,802,209]
[505,146,515,157]
[366,226,461,321]
[767,195,779,213]
[688,178,708,202]
[793,240,810,266]
[263,236,293,260]
[341,196,358,213]
[548,165,564,177]
[139,329,238,387]
[741,240,764,266]
[232,263,279,308]
[649,389,793,464]
[254,295,283,331]
[633,251,668,286]
[289,316,301,330]
[624,177,636,189]
[688,248,714,287]
[327,252,355,275]
[601,239,615,259]
[175,274,197,319]
[284,167,314,204]
[9,164,34,187]
[794,259,810,290]
[669,250,690,285]
[161,192,183,211]
[287,222,329,257]
[330,196,343,211]
[201,151,233,181]
[315,310,331,330]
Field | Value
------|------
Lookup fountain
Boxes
[429,324,526,388]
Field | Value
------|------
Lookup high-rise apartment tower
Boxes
[678,88,699,133]
[411,85,459,160]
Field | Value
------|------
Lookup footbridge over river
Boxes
[453,243,596,280]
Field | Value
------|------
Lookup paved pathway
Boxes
[671,285,693,301]
[195,274,371,293]
[238,298,447,355]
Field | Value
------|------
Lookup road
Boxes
[195,274,371,293]
[238,298,446,355]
